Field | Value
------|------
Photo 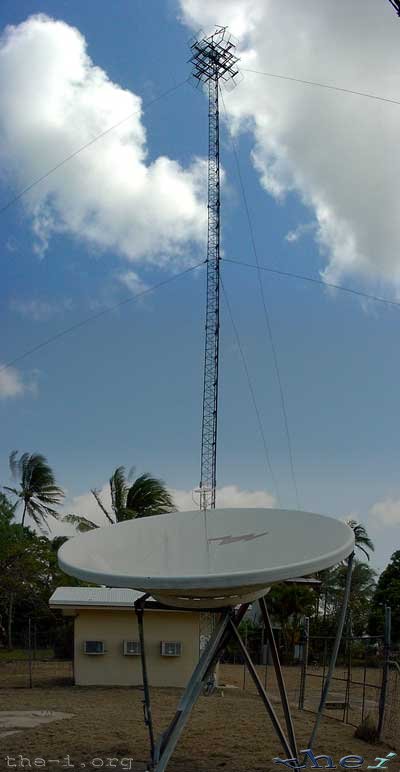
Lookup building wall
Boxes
[74,608,200,688]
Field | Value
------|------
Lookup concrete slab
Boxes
[0,710,74,738]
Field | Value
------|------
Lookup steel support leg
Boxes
[308,551,355,748]
[135,596,156,768]
[229,617,295,759]
[259,595,298,758]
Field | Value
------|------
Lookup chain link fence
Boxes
[0,656,73,688]
[298,633,384,727]
[219,611,400,751]
[0,617,74,688]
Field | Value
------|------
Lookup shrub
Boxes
[354,714,379,744]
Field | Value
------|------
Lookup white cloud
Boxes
[62,482,275,533]
[64,483,111,527]
[285,222,316,244]
[5,237,18,253]
[171,484,276,511]
[0,15,207,265]
[180,1,400,287]
[117,271,149,296]
[370,498,400,527]
[0,363,35,399]
[10,297,72,320]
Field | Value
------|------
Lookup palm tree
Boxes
[64,466,175,532]
[345,519,374,561]
[314,520,374,624]
[4,451,64,531]
[331,561,377,635]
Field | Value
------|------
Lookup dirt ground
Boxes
[0,664,396,772]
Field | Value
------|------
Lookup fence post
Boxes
[377,606,391,739]
[264,637,269,690]
[298,617,309,709]
[321,637,328,701]
[361,643,367,722]
[344,613,352,724]
[28,617,33,689]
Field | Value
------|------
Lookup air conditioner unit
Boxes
[84,640,105,655]
[123,640,141,656]
[160,641,182,657]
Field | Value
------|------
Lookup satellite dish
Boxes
[58,508,354,609]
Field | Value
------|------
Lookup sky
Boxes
[1,0,400,575]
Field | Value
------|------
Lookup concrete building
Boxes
[49,587,201,688]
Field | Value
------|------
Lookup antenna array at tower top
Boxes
[189,26,240,86]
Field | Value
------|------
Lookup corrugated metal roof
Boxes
[49,587,153,608]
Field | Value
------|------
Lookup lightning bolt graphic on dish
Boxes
[208,532,269,546]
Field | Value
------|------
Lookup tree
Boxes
[64,466,175,532]
[0,491,17,522]
[0,502,41,647]
[313,520,374,628]
[268,583,316,661]
[4,451,64,530]
[346,519,375,561]
[0,495,82,649]
[0,493,19,646]
[314,567,338,627]
[369,550,400,643]
[331,561,377,635]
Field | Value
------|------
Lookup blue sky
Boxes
[1,0,400,574]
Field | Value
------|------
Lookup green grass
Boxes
[0,647,54,660]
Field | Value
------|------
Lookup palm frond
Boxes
[91,488,114,524]
[127,465,136,482]
[125,473,175,519]
[3,486,20,498]
[346,519,374,561]
[21,452,35,488]
[110,467,128,518]
[32,500,61,520]
[51,535,69,550]
[27,502,49,534]
[116,507,138,522]
[62,513,98,532]
[356,545,370,560]
[9,450,20,479]
[6,451,65,530]
[35,490,65,505]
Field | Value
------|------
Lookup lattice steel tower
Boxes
[388,0,400,15]
[190,27,239,511]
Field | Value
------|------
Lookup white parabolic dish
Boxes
[58,508,355,609]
